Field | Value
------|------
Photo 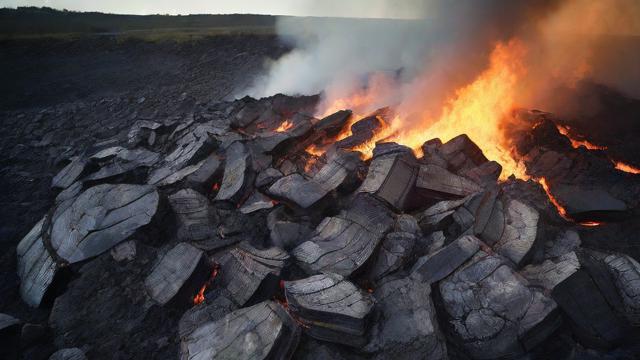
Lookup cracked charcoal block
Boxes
[50,184,159,264]
[293,196,393,276]
[215,141,251,202]
[411,235,480,284]
[603,254,640,325]
[371,142,414,158]
[144,243,207,305]
[284,273,374,347]
[178,289,237,340]
[49,348,87,360]
[416,197,468,231]
[368,232,416,282]
[393,214,420,235]
[239,191,275,214]
[416,164,482,199]
[521,252,580,290]
[552,184,627,221]
[149,158,206,186]
[85,146,160,181]
[334,115,385,150]
[491,199,539,266]
[255,167,283,188]
[439,251,559,358]
[358,154,418,211]
[218,243,289,306]
[460,160,502,186]
[52,157,87,189]
[544,230,581,259]
[268,152,360,208]
[438,134,488,172]
[551,269,630,346]
[270,221,313,250]
[180,301,300,360]
[16,217,58,307]
[365,277,447,360]
[168,189,216,243]
[185,155,221,188]
[313,110,352,137]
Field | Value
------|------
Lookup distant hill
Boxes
[0,7,276,37]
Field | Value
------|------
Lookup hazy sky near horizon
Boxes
[3,0,431,18]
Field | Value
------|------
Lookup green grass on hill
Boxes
[0,7,277,40]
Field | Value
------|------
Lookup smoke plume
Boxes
[244,0,640,120]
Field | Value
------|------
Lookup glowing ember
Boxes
[537,177,602,227]
[537,177,569,219]
[305,144,325,157]
[211,183,220,191]
[275,119,294,133]
[580,221,603,227]
[614,161,640,175]
[193,264,220,305]
[556,124,607,150]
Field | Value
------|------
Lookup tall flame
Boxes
[388,40,529,179]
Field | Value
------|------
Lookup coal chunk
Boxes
[268,151,361,208]
[16,217,58,307]
[50,184,159,263]
[293,195,393,276]
[217,242,289,306]
[168,189,216,244]
[439,251,559,358]
[416,164,482,199]
[215,141,251,202]
[365,277,447,359]
[411,235,480,284]
[144,243,208,306]
[284,273,374,347]
[358,153,419,211]
[180,301,300,360]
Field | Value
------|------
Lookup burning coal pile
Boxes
[4,1,640,359]
[6,85,640,359]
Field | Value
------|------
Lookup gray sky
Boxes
[2,0,430,18]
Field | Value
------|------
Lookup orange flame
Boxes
[275,120,294,133]
[316,40,530,179]
[614,161,640,175]
[537,177,602,227]
[556,124,607,150]
[537,177,569,219]
[193,264,220,305]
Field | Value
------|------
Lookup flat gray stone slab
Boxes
[50,184,159,264]
[16,217,58,307]
[145,243,205,305]
[284,273,374,347]
[180,301,300,360]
